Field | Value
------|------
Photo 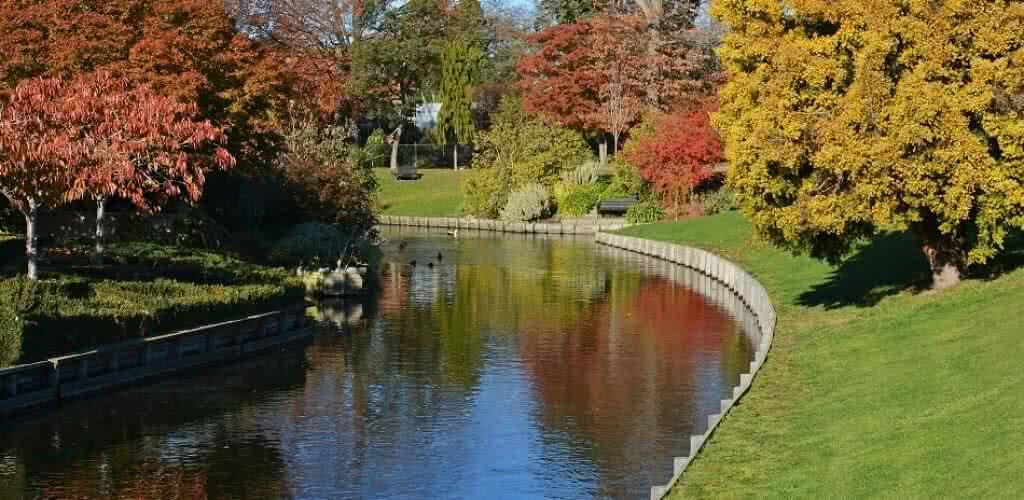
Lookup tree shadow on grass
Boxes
[797,232,931,309]
[797,230,1024,309]
[976,231,1024,281]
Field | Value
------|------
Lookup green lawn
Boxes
[375,167,467,217]
[619,212,1024,498]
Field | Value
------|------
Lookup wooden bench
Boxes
[597,196,639,216]
[392,164,419,180]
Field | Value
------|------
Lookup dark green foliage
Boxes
[0,243,304,366]
[270,222,351,268]
[625,201,665,224]
[0,278,38,366]
[352,0,448,123]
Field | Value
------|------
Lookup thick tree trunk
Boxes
[613,133,620,155]
[453,145,458,171]
[599,140,608,167]
[94,197,106,265]
[23,200,39,281]
[389,124,403,172]
[913,220,965,290]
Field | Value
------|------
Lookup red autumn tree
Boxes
[622,101,722,216]
[0,79,80,279]
[0,74,234,278]
[517,14,708,157]
[68,72,235,263]
[0,0,287,172]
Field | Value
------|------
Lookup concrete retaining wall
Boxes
[0,306,313,418]
[594,232,777,500]
[378,215,626,235]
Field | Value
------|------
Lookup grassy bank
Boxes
[618,212,1024,498]
[1,242,304,366]
[375,167,466,217]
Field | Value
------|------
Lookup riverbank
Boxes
[378,215,626,234]
[618,213,1024,497]
[375,167,467,217]
[1,241,305,366]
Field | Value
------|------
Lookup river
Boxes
[0,227,759,499]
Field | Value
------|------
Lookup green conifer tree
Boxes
[434,39,483,169]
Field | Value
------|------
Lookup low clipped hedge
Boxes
[0,244,305,366]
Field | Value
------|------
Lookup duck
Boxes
[446,229,459,238]
[436,252,443,261]
[410,259,417,267]
[398,241,407,250]
[427,262,434,269]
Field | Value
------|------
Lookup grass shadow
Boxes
[976,230,1024,281]
[798,232,931,309]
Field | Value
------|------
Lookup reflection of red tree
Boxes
[377,262,411,310]
[517,276,746,495]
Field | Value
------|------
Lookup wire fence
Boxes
[370,144,473,170]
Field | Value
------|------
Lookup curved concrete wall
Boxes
[594,232,777,500]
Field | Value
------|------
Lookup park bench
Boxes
[597,196,639,216]
[392,164,419,180]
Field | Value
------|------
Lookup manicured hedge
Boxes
[0,244,305,366]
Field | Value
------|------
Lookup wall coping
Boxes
[377,215,626,235]
[0,305,313,417]
[594,232,777,500]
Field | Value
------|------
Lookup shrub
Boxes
[270,222,346,267]
[277,122,378,236]
[622,102,721,215]
[0,278,37,367]
[500,183,553,222]
[363,129,389,168]
[560,162,603,187]
[470,97,591,187]
[0,244,306,367]
[699,188,737,215]
[602,158,650,201]
[461,168,509,219]
[625,201,665,224]
[556,183,604,217]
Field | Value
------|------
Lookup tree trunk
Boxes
[389,124,403,172]
[94,197,107,265]
[453,144,458,171]
[599,139,608,167]
[23,200,39,281]
[913,220,965,290]
[613,133,620,155]
[646,22,661,108]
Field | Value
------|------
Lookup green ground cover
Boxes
[619,213,1024,498]
[375,167,467,217]
[0,241,304,366]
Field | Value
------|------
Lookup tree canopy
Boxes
[714,0,1024,289]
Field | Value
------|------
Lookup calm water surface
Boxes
[0,228,759,499]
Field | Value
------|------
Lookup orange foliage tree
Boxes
[622,101,721,216]
[517,14,709,156]
[0,0,286,172]
[0,74,234,278]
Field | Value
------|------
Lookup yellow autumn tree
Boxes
[713,0,1024,289]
